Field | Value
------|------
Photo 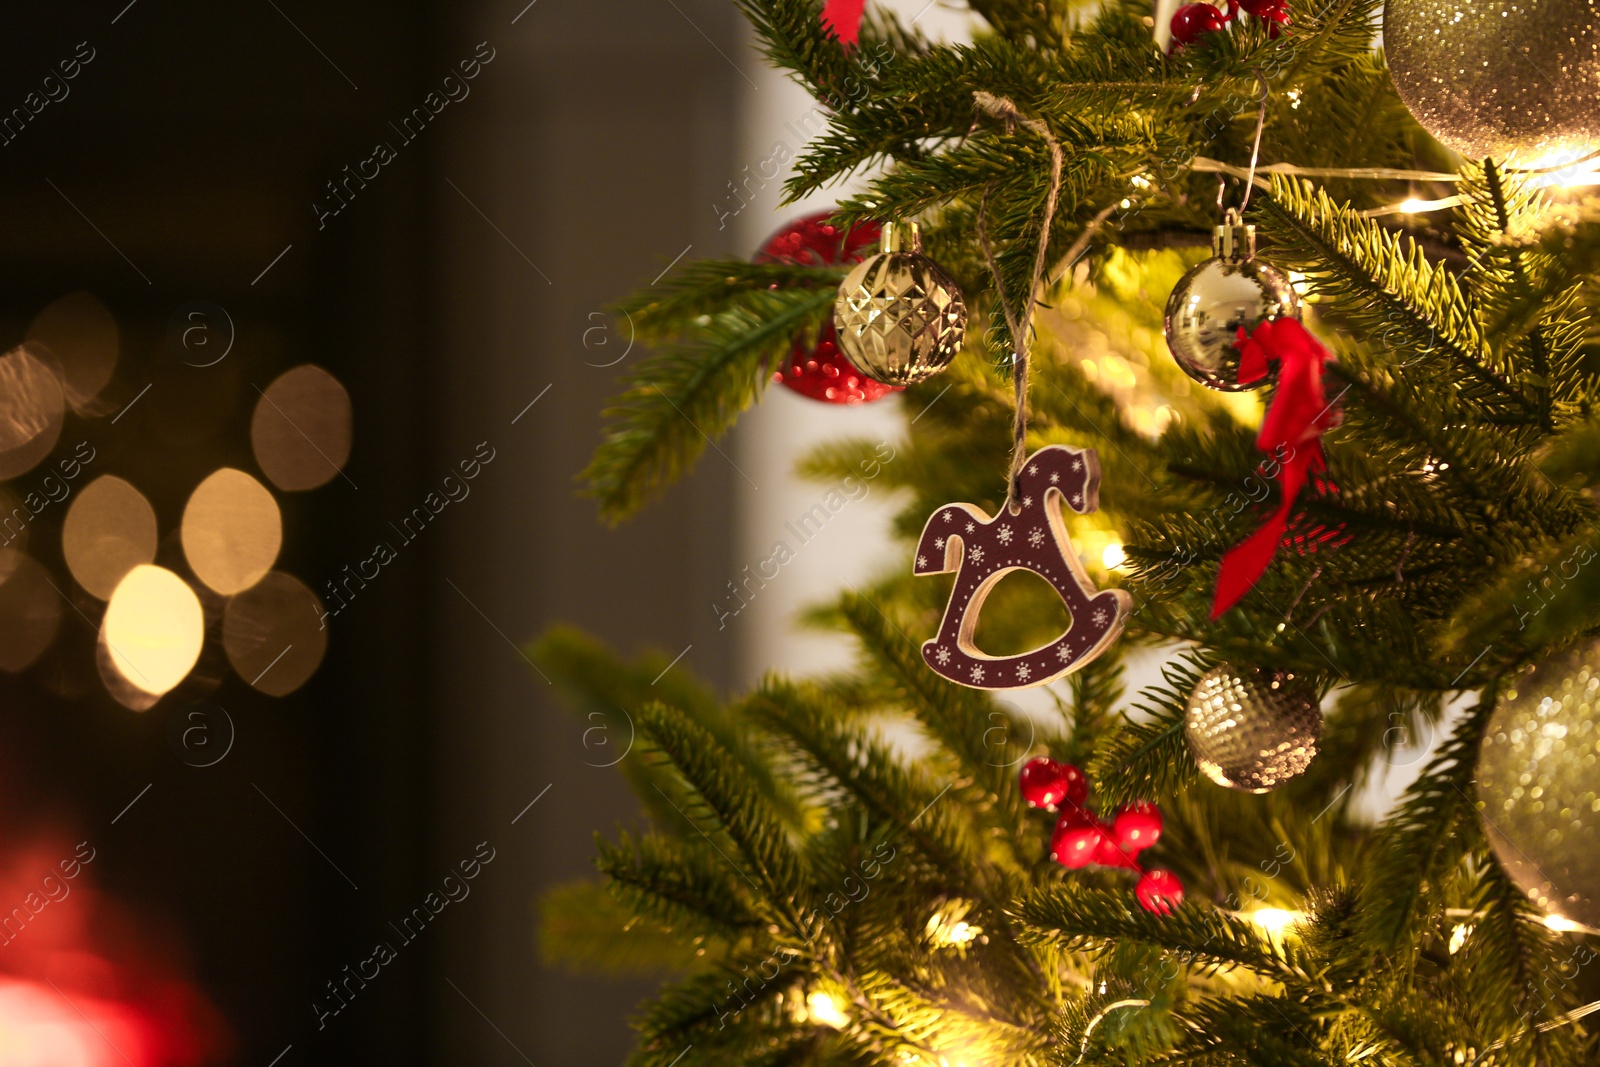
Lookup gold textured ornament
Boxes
[1163,211,1301,391]
[1384,0,1600,163]
[1476,640,1600,928]
[1184,664,1322,792]
[834,221,967,386]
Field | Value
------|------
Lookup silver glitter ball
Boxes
[834,221,967,386]
[1476,640,1600,928]
[1385,0,1600,163]
[1185,665,1322,792]
[1163,217,1300,392]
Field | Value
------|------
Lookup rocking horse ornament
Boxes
[913,446,1130,690]
[906,93,1131,691]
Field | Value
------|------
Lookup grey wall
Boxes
[431,3,744,1063]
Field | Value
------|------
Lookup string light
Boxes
[806,991,849,1029]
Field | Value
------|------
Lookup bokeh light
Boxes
[0,549,62,672]
[103,564,204,696]
[63,475,159,599]
[25,291,119,415]
[223,571,328,696]
[251,364,352,491]
[180,468,282,595]
[0,345,66,481]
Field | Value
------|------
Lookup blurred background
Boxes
[0,2,1432,1065]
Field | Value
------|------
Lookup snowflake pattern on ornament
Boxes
[911,445,1129,692]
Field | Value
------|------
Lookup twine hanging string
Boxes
[972,91,1064,511]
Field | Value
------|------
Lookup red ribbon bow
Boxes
[821,0,866,45]
[1212,318,1340,618]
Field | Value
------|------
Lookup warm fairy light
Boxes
[26,291,119,414]
[103,564,204,696]
[0,344,66,480]
[806,991,849,1029]
[63,475,158,599]
[1102,542,1127,570]
[223,570,329,696]
[1448,923,1473,954]
[1248,908,1301,934]
[1399,198,1428,214]
[181,467,283,594]
[252,364,353,491]
[1544,913,1587,934]
[926,910,982,947]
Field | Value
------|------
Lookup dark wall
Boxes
[0,1,742,1063]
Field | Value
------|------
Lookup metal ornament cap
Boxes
[834,221,968,387]
[1184,664,1322,792]
[1476,640,1600,929]
[1384,0,1600,164]
[1163,215,1301,391]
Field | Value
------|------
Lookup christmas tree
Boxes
[537,1,1600,1064]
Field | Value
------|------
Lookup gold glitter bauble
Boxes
[1476,641,1600,928]
[1184,665,1322,792]
[1163,215,1300,392]
[834,221,967,386]
[1384,0,1600,162]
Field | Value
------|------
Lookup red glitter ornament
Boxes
[1051,809,1106,869]
[1135,869,1186,915]
[1169,2,1228,47]
[1112,801,1163,852]
[1019,757,1088,810]
[756,213,899,406]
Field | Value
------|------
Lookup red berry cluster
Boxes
[1020,757,1184,916]
[1168,0,1289,50]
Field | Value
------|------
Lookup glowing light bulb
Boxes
[1248,908,1299,934]
[806,991,849,1029]
[1448,923,1473,953]
[1398,198,1428,214]
[1102,542,1127,570]
[1544,913,1586,933]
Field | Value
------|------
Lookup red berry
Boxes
[1092,826,1141,869]
[1020,757,1085,810]
[1169,3,1227,47]
[1112,801,1163,852]
[1051,810,1106,869]
[1136,869,1185,915]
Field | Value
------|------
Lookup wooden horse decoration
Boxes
[912,445,1130,690]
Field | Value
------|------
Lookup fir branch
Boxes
[637,702,816,935]
[584,286,834,523]
[1358,690,1499,954]
[1013,883,1313,982]
[838,592,1031,843]
[1087,652,1211,807]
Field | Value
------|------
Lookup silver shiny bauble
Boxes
[834,221,967,386]
[1185,664,1322,792]
[1385,0,1600,164]
[1164,216,1300,391]
[1477,640,1600,928]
